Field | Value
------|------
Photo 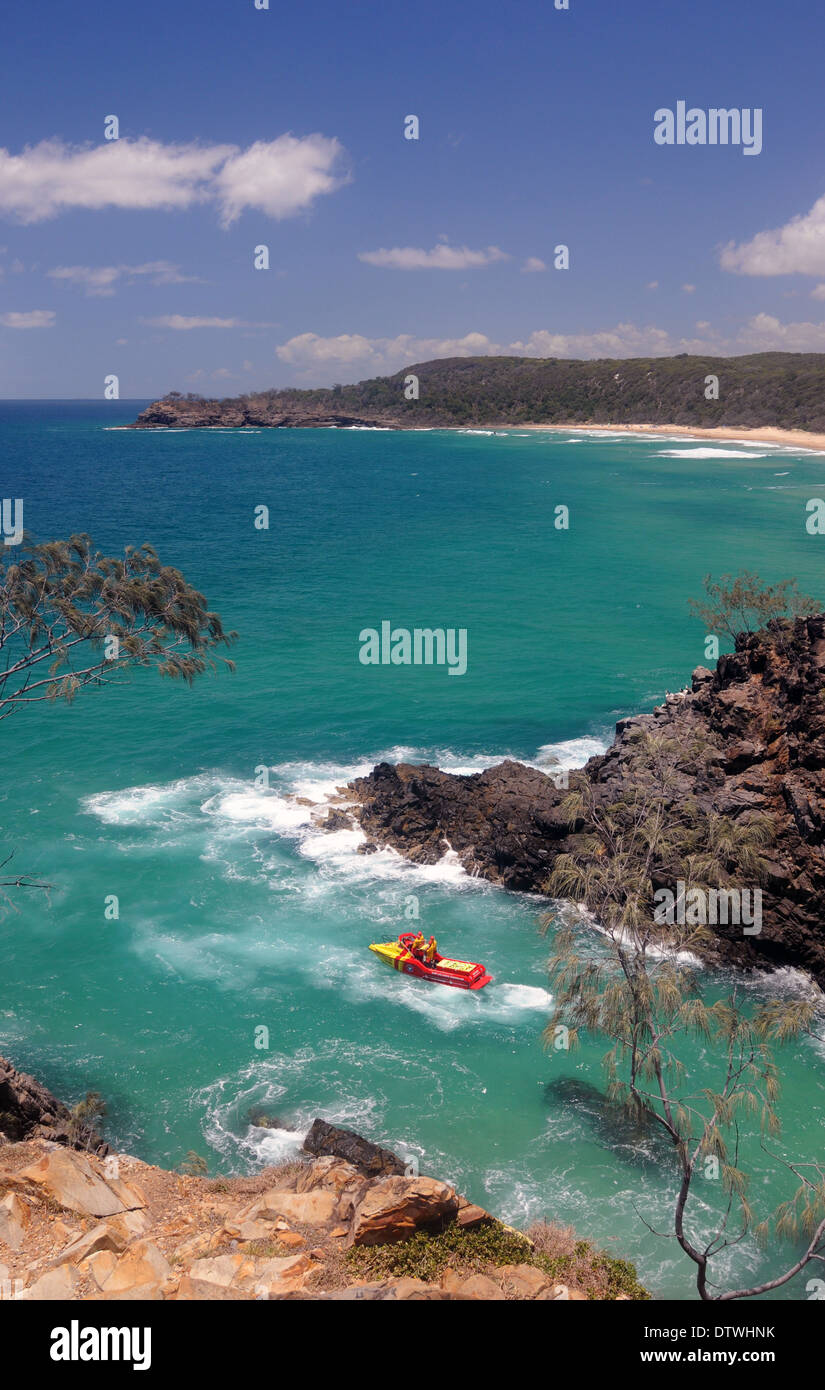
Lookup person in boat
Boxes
[424,935,438,966]
[411,931,426,960]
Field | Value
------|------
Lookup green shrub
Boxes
[346,1218,650,1299]
[347,1220,532,1283]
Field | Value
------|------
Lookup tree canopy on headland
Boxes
[136,352,825,432]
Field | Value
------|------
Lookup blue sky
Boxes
[2,0,825,396]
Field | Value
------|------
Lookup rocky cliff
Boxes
[0,1056,107,1155]
[0,1115,646,1301]
[131,396,400,430]
[347,616,825,986]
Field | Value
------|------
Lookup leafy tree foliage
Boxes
[689,572,818,643]
[0,532,236,718]
[152,351,825,431]
[542,732,825,1299]
[0,532,235,896]
[69,1091,108,1151]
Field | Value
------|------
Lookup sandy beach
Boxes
[511,422,825,452]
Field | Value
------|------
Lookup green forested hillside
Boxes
[134,353,825,430]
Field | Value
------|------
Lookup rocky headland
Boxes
[0,1083,645,1301]
[130,395,400,430]
[129,352,825,433]
[344,616,825,987]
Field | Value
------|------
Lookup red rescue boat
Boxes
[369,931,492,990]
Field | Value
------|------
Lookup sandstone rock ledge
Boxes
[0,1135,645,1302]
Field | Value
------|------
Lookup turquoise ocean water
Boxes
[2,401,824,1299]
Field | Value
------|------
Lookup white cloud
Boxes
[0,138,229,222]
[276,330,499,375]
[275,323,710,378]
[734,311,825,352]
[0,309,55,328]
[277,332,385,367]
[358,243,509,270]
[0,135,347,224]
[521,256,547,273]
[48,260,196,296]
[135,308,825,383]
[509,324,678,358]
[49,265,120,295]
[273,311,825,380]
[213,134,348,226]
[646,281,659,289]
[720,193,825,277]
[187,366,237,380]
[268,310,825,381]
[811,284,825,301]
[682,283,696,294]
[142,315,263,330]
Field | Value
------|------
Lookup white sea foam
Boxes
[332,960,552,1033]
[492,982,552,1010]
[742,964,823,1002]
[534,735,608,770]
[655,447,767,459]
[83,775,213,826]
[563,902,705,967]
[82,735,610,898]
[197,1046,423,1169]
[202,787,315,834]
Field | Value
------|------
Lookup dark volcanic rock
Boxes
[351,759,573,892]
[0,1055,107,1155]
[348,616,825,986]
[303,1118,406,1177]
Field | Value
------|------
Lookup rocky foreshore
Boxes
[345,616,825,987]
[130,397,401,430]
[0,1101,646,1301]
[0,1056,107,1156]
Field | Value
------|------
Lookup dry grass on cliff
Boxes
[203,1157,307,1196]
[345,1216,648,1298]
[526,1220,647,1300]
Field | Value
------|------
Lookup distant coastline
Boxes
[129,352,825,439]
[513,422,825,452]
[129,415,825,452]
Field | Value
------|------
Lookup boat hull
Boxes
[369,937,492,990]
